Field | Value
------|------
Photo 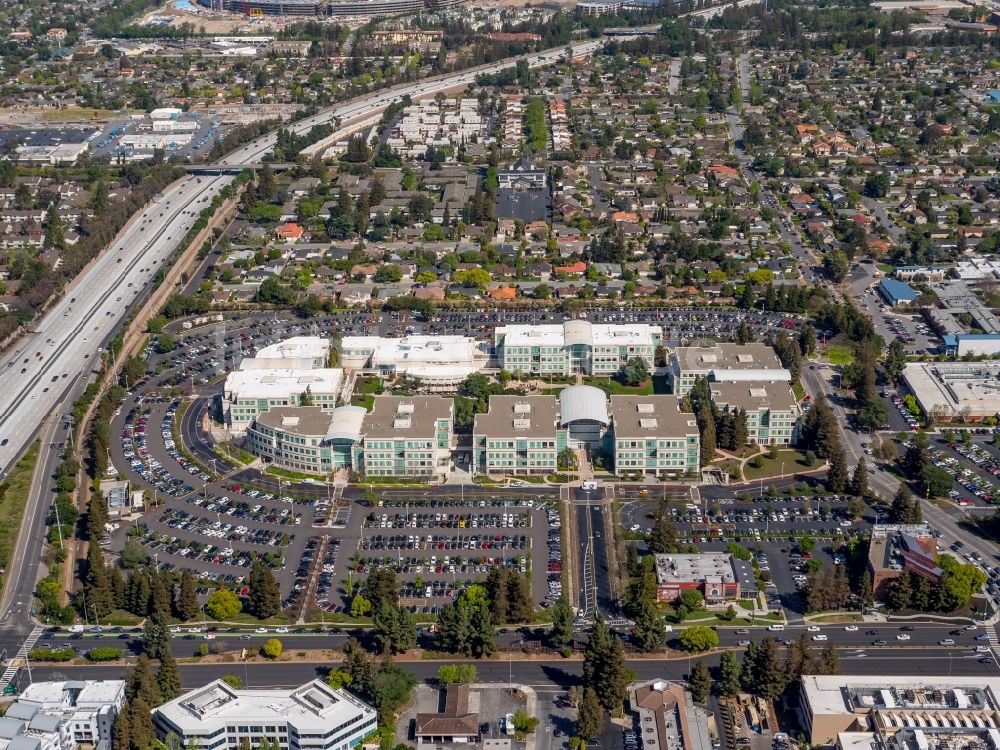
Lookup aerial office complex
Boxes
[799,676,1000,749]
[494,321,661,376]
[0,680,126,749]
[340,335,488,391]
[668,343,790,396]
[609,396,700,476]
[901,361,1000,421]
[198,0,465,17]
[351,396,455,479]
[153,679,377,750]
[244,404,367,474]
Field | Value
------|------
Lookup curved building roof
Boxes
[559,385,609,426]
[563,319,593,346]
[325,405,367,443]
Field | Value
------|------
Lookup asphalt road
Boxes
[24,645,1000,692]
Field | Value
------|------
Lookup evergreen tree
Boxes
[85,542,114,617]
[549,598,574,648]
[821,644,841,675]
[248,560,281,619]
[859,570,874,608]
[157,645,181,702]
[648,509,680,554]
[733,408,749,448]
[142,611,170,660]
[632,600,664,651]
[688,660,711,703]
[576,687,605,741]
[751,636,787,702]
[127,655,162,707]
[850,457,869,498]
[373,603,417,655]
[583,616,629,713]
[506,571,533,624]
[719,651,742,698]
[149,570,171,617]
[902,432,929,480]
[112,704,131,750]
[891,484,922,524]
[827,444,849,493]
[176,570,200,622]
[110,565,126,610]
[129,696,156,748]
[485,567,511,623]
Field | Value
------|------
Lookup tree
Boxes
[827,445,849,493]
[437,585,495,658]
[678,626,719,653]
[648,510,681,554]
[748,636,786,702]
[582,616,629,713]
[688,660,711,703]
[221,674,243,689]
[262,639,283,658]
[437,664,477,684]
[823,250,850,282]
[512,709,540,736]
[126,654,162,706]
[175,571,199,621]
[364,568,399,610]
[157,645,181,701]
[891,484,922,524]
[373,602,417,654]
[142,611,170,660]
[85,542,114,617]
[821,644,841,675]
[351,594,372,618]
[129,697,155,749]
[718,651,742,698]
[576,687,605,741]
[248,561,281,619]
[206,589,242,621]
[618,356,649,387]
[549,597,574,648]
[632,600,664,651]
[850,457,869,498]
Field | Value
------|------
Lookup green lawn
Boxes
[0,441,39,590]
[581,377,654,395]
[792,382,805,400]
[825,345,855,366]
[742,449,815,481]
[875,262,894,273]
[265,465,323,481]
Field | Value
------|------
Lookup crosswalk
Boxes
[0,625,44,695]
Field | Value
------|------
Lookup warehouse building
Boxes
[799,675,1000,748]
[877,278,918,308]
[495,321,661,376]
[245,405,366,475]
[340,335,488,390]
[153,679,377,750]
[352,396,454,479]
[473,396,566,475]
[668,343,789,396]
[708,380,800,446]
[609,396,700,477]
[901,361,1000,421]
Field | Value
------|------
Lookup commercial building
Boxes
[668,343,789,396]
[153,679,377,750]
[222,368,345,435]
[942,334,1000,357]
[609,396,700,477]
[245,405,366,475]
[877,278,918,307]
[867,524,942,600]
[6,680,126,747]
[495,321,661,376]
[708,380,800,446]
[198,0,466,18]
[340,335,488,390]
[628,680,712,750]
[473,396,566,476]
[352,396,454,478]
[413,685,480,745]
[242,336,331,370]
[799,675,1000,748]
[901,361,1000,421]
[653,553,750,603]
[926,280,1000,341]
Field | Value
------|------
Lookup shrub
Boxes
[262,638,283,658]
[28,647,74,662]
[86,647,123,662]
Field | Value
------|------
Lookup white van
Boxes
[68,624,84,633]
[767,624,785,632]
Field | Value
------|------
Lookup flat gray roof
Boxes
[473,396,560,439]
[708,380,797,413]
[361,396,453,441]
[672,343,783,373]
[609,395,698,438]
[256,406,333,437]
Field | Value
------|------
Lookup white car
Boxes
[844,625,859,632]
[897,634,911,641]
[276,627,289,634]
[812,634,828,641]
[807,625,820,632]
[255,628,267,634]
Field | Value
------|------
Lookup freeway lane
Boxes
[24,647,1000,691]
[0,176,232,477]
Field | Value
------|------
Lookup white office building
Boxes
[340,335,488,390]
[224,336,344,435]
[152,679,377,750]
[495,321,661,376]
[2,680,126,748]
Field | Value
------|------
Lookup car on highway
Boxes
[873,640,887,646]
[896,634,911,641]
[844,625,858,631]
